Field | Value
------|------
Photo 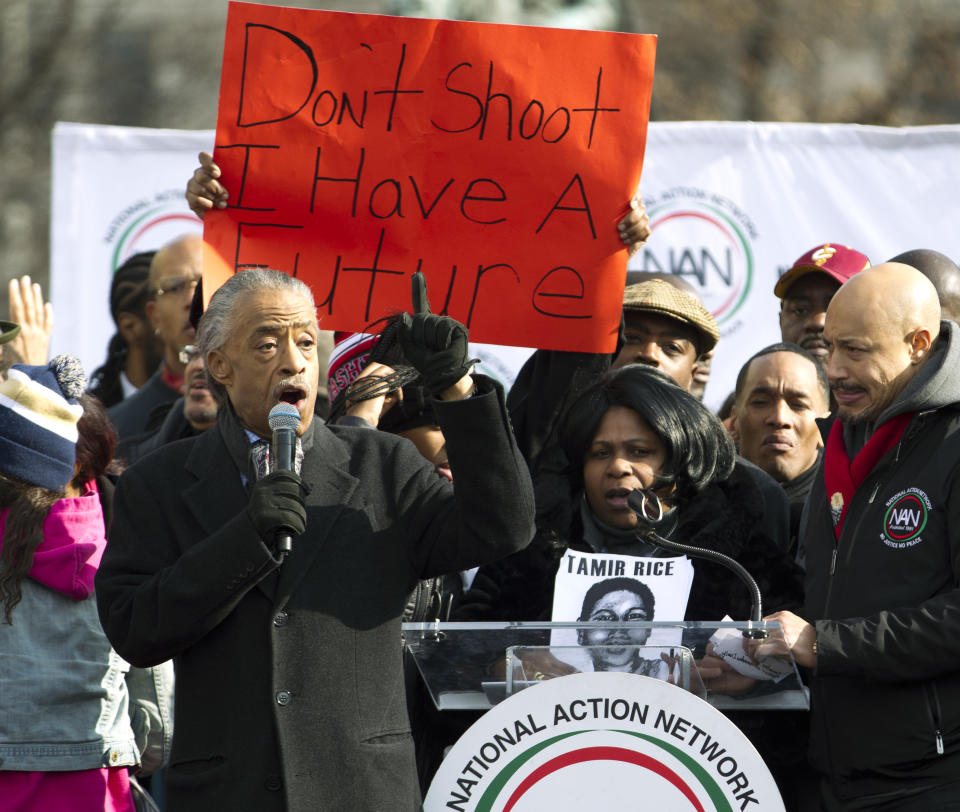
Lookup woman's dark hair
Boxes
[0,473,61,623]
[72,394,120,488]
[579,576,655,621]
[0,394,117,623]
[559,364,736,506]
[88,251,156,407]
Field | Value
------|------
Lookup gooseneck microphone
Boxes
[268,403,302,556]
[627,488,769,639]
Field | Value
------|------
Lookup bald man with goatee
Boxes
[766,263,960,810]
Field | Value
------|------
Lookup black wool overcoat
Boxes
[96,378,535,812]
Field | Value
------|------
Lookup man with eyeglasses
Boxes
[108,234,203,440]
[124,344,220,463]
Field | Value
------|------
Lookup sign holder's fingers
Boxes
[411,271,431,315]
[198,151,220,177]
[191,166,226,200]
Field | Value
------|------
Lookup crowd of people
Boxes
[0,147,958,812]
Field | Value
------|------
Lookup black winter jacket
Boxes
[802,321,960,800]
[456,461,804,625]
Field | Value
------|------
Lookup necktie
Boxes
[250,437,304,481]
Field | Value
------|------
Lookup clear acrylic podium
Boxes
[402,619,809,712]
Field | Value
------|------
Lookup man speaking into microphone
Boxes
[96,268,535,812]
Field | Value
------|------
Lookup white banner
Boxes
[51,121,960,406]
[634,122,960,408]
[50,122,212,376]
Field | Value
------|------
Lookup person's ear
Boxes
[206,349,232,387]
[725,407,740,442]
[907,328,934,364]
[145,298,160,331]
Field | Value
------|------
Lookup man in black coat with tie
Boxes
[96,268,535,811]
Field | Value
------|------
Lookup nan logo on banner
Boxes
[631,187,759,335]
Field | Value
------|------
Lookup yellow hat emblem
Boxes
[812,245,837,266]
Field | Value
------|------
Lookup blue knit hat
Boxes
[0,355,86,490]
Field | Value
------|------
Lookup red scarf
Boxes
[161,362,184,395]
[823,412,913,540]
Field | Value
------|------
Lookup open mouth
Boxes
[604,487,632,510]
[435,461,453,482]
[274,381,310,410]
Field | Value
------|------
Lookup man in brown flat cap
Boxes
[611,278,719,391]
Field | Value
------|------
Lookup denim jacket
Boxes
[0,486,173,772]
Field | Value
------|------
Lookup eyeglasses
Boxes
[178,344,200,365]
[156,277,200,298]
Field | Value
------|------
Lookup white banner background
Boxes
[51,121,960,408]
[634,122,960,408]
[50,122,211,378]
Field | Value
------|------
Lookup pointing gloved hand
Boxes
[399,272,475,395]
[247,470,308,544]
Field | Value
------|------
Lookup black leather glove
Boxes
[247,470,307,543]
[399,272,473,394]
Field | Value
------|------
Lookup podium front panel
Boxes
[403,620,809,712]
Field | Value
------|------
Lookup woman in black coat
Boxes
[453,364,809,808]
[456,364,804,628]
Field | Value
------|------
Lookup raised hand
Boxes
[399,272,474,399]
[7,275,53,365]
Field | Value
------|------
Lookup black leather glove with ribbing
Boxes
[247,470,307,545]
[399,271,473,395]
[399,311,472,394]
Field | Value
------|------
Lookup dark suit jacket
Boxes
[121,396,198,465]
[107,367,180,441]
[96,377,535,812]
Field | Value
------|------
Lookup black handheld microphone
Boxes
[268,403,301,556]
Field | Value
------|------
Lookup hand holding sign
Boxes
[186,151,228,220]
[399,272,474,399]
[618,194,651,257]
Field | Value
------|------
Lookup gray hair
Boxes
[197,269,316,403]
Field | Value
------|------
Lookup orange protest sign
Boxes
[204,2,656,352]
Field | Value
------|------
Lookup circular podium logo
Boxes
[424,672,783,811]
